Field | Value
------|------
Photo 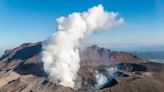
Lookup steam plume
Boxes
[95,71,108,89]
[42,4,124,88]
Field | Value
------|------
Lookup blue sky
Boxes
[0,0,164,53]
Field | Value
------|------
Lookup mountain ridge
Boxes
[0,42,147,71]
[0,42,164,92]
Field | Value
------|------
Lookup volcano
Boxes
[0,42,164,92]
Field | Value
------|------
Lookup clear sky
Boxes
[0,0,164,53]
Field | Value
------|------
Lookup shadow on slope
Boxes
[14,62,47,77]
[9,44,41,61]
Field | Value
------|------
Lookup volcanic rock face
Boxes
[0,42,42,70]
[0,71,74,92]
[80,45,146,66]
[1,42,164,92]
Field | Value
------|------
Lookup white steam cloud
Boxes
[42,4,124,88]
[95,67,119,89]
[95,71,108,89]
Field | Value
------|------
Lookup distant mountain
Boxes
[133,51,164,61]
[129,44,164,52]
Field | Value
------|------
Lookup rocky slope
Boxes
[0,70,74,92]
[0,42,41,70]
[80,45,146,66]
[1,42,164,92]
[0,62,164,92]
